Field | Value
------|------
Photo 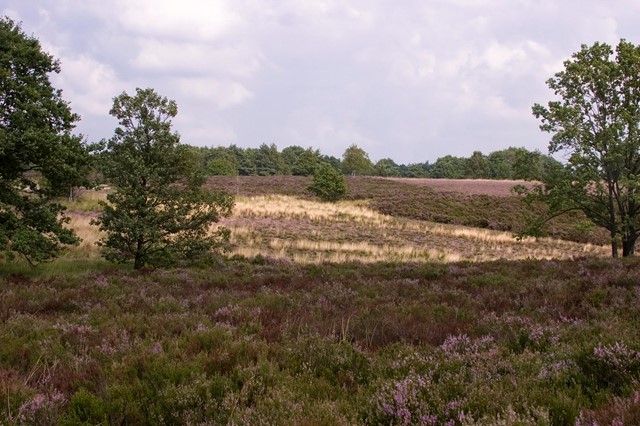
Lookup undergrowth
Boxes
[1,257,639,425]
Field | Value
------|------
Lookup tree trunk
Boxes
[610,226,619,258]
[622,236,636,257]
[134,238,145,269]
[134,253,144,270]
[607,182,618,258]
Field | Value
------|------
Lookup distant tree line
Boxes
[190,143,561,181]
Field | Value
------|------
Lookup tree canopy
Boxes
[307,162,347,202]
[529,39,640,257]
[0,17,89,265]
[93,88,234,269]
[341,144,373,176]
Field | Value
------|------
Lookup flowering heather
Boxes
[1,257,640,424]
[17,391,66,425]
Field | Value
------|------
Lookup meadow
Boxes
[1,177,638,425]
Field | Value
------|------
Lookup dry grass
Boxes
[223,195,609,263]
[59,191,609,264]
[63,214,103,258]
[59,189,108,212]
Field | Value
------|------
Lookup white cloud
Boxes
[482,42,526,71]
[176,119,238,145]
[52,55,122,116]
[133,39,261,78]
[116,0,244,42]
[176,78,254,110]
[281,107,373,157]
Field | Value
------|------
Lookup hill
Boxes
[1,176,634,425]
[206,176,609,245]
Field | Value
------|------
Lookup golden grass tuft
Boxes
[224,195,609,263]
[64,214,103,258]
[57,193,610,265]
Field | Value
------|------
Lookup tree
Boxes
[0,17,89,265]
[254,143,288,176]
[280,144,321,176]
[428,155,468,179]
[466,151,489,179]
[228,144,256,176]
[487,150,515,179]
[321,155,342,173]
[529,40,640,257]
[204,146,239,176]
[281,145,305,173]
[308,162,348,202]
[292,147,322,176]
[341,144,373,176]
[93,88,234,269]
[373,158,401,177]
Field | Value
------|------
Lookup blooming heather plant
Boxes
[1,258,640,424]
[17,391,66,425]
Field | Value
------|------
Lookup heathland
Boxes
[1,176,638,425]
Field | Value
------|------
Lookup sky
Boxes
[3,1,640,164]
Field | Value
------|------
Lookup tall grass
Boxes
[46,193,608,268]
[224,195,608,263]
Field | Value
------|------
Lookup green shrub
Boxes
[61,388,108,425]
[308,163,348,202]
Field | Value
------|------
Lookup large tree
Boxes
[93,88,234,269]
[530,40,640,257]
[0,17,89,265]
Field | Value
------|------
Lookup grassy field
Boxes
[224,195,607,263]
[1,177,637,425]
[207,176,609,245]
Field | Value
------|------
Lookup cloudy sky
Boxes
[4,1,640,164]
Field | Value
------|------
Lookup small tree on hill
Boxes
[93,88,234,269]
[308,163,348,202]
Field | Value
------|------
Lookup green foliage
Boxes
[307,163,348,202]
[341,144,373,176]
[203,147,239,176]
[428,155,468,179]
[281,145,322,176]
[530,39,640,257]
[253,143,288,176]
[2,258,640,424]
[466,151,489,178]
[0,16,89,266]
[62,388,109,425]
[321,154,342,172]
[373,158,401,177]
[189,143,561,181]
[93,88,234,269]
[293,147,323,176]
[400,162,431,178]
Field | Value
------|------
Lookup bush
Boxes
[307,163,347,202]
